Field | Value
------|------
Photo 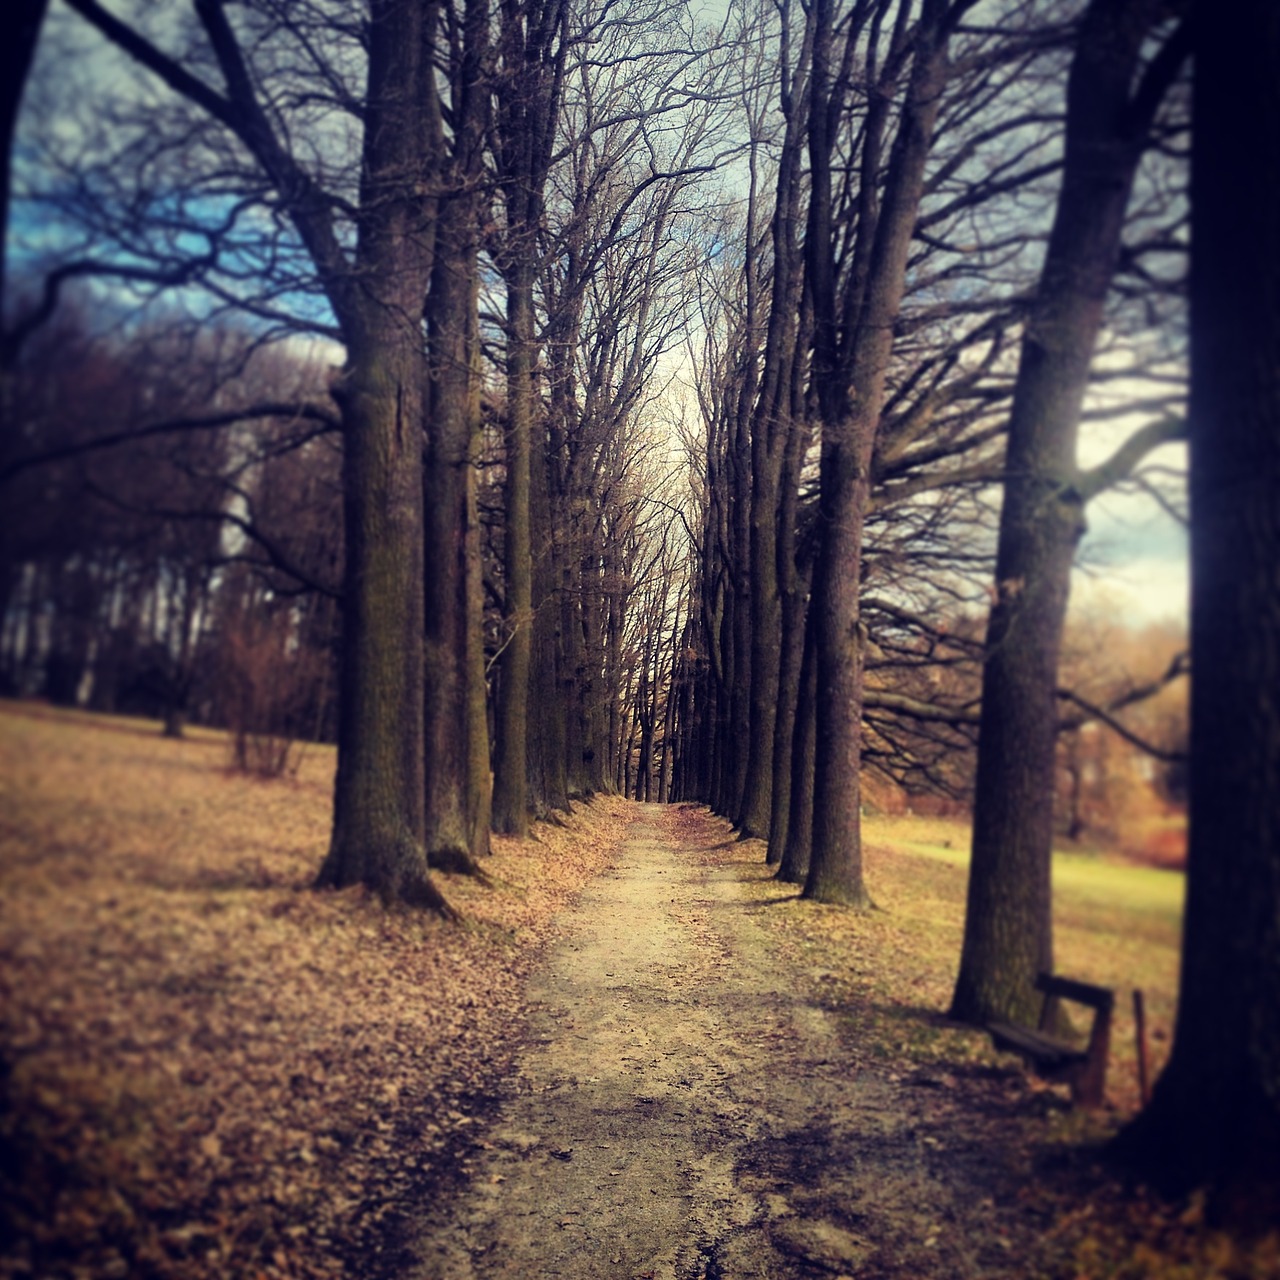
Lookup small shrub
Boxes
[219,612,326,779]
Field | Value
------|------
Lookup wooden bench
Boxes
[988,973,1114,1108]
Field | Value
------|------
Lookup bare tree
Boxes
[950,0,1189,1025]
[488,0,571,836]
[804,0,961,906]
[59,0,454,909]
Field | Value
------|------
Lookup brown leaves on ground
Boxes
[0,702,628,1280]
[683,806,1278,1280]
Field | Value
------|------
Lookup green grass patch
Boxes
[867,815,1184,925]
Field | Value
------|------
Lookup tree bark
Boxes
[805,0,950,907]
[778,604,816,885]
[313,0,450,911]
[62,0,456,910]
[492,261,535,835]
[465,257,492,861]
[739,13,813,841]
[527,408,570,815]
[490,0,568,834]
[319,318,442,907]
[1111,0,1280,1221]
[423,186,482,873]
[725,398,753,820]
[950,0,1184,1024]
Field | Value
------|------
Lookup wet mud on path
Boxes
[413,804,1066,1279]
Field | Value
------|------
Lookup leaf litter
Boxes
[2,704,1276,1279]
[0,702,626,1280]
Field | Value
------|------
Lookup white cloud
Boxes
[1071,555,1187,627]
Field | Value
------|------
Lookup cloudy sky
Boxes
[1072,438,1187,627]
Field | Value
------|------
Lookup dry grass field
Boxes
[0,701,627,1280]
[718,816,1277,1277]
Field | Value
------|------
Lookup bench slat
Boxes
[1034,973,1114,1010]
[988,1020,1087,1069]
[986,972,1114,1108]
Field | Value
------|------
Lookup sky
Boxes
[1072,372,1188,628]
[1071,429,1187,627]
[1073,508,1188,627]
[13,0,1191,637]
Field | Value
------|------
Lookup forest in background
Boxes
[0,292,1187,848]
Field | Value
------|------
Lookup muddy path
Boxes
[412,804,1066,1279]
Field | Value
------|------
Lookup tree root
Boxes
[428,845,494,885]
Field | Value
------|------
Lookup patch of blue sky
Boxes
[10,0,361,345]
[8,173,342,346]
[1074,461,1187,626]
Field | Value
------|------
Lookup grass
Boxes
[5,700,1265,1280]
[874,813,1184,911]
[712,813,1280,1279]
[855,811,1185,1107]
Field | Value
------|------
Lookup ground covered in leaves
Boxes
[413,802,1274,1280]
[2,703,1276,1279]
[717,809,1279,1279]
[0,702,627,1280]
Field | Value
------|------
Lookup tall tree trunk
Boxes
[950,0,1185,1024]
[527,419,570,814]
[319,321,441,906]
[605,537,624,790]
[422,0,488,870]
[422,187,480,871]
[465,277,492,861]
[60,0,462,909]
[778,604,817,885]
[715,573,737,815]
[581,527,609,793]
[1111,0,1280,1221]
[740,17,813,840]
[657,599,682,804]
[562,530,588,798]
[767,354,812,862]
[768,549,809,865]
[805,0,949,907]
[726,400,753,820]
[316,0,450,911]
[492,262,535,835]
[490,0,567,834]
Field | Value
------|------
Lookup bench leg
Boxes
[1068,1054,1106,1108]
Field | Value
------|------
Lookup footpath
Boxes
[412,803,1056,1279]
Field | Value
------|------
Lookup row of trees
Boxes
[0,313,342,739]
[3,0,1276,1216]
[4,0,735,899]
[669,0,1277,1215]
[667,0,1187,987]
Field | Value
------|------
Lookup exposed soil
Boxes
[411,804,1075,1279]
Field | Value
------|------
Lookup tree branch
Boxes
[1077,413,1186,501]
[1,402,339,485]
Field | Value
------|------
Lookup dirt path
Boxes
[412,804,1055,1279]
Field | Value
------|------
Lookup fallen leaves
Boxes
[680,806,1279,1280]
[0,702,628,1280]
